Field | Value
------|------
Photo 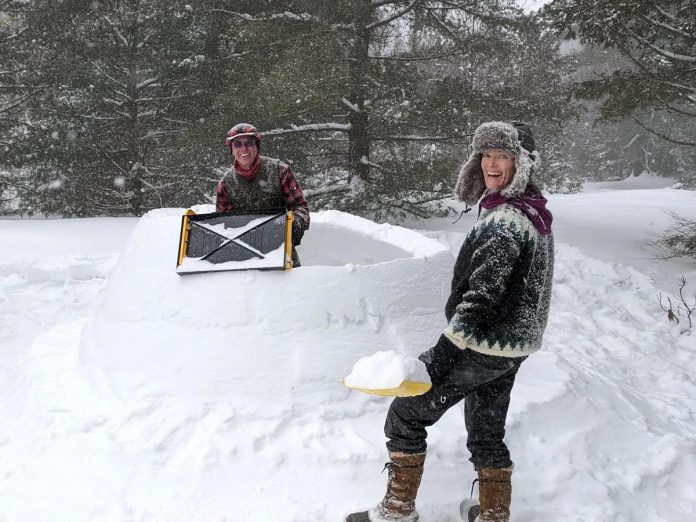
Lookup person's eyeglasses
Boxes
[232,139,257,148]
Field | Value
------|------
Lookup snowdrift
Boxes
[80,207,452,401]
[6,187,696,521]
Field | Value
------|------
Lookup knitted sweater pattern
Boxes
[443,204,554,357]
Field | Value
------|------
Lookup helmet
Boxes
[226,123,261,147]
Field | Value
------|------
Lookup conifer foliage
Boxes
[208,0,573,219]
[544,0,696,258]
[544,0,696,147]
[2,0,214,215]
[2,1,574,217]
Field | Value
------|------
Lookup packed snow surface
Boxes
[81,208,451,401]
[1,182,695,521]
[343,351,431,389]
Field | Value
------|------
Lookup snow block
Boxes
[80,206,452,402]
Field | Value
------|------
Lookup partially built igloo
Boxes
[80,207,452,402]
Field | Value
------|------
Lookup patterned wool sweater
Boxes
[443,203,554,357]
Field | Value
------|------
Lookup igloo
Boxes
[80,207,452,402]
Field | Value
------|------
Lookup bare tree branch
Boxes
[367,0,418,30]
[424,9,466,46]
[2,25,27,42]
[304,183,351,197]
[90,60,127,89]
[633,117,696,147]
[263,123,352,136]
[369,49,468,61]
[622,51,696,97]
[665,103,696,118]
[645,212,696,261]
[640,13,691,39]
[0,88,42,115]
[372,0,405,7]
[372,133,471,141]
[654,4,677,21]
[624,24,696,63]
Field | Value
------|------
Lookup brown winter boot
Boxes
[477,466,512,522]
[346,451,426,522]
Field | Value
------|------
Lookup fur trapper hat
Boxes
[454,121,540,205]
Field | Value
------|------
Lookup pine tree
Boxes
[0,1,35,212]
[543,0,696,151]
[3,0,578,218]
[544,0,696,262]
[203,0,575,219]
[4,0,216,216]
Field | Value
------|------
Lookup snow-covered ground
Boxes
[1,177,695,521]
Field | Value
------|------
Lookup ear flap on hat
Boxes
[454,153,487,205]
[501,122,540,198]
[500,148,532,198]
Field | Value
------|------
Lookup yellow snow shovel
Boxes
[342,379,431,397]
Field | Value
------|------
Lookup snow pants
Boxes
[384,347,525,469]
[291,247,301,267]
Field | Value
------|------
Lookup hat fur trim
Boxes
[455,121,540,205]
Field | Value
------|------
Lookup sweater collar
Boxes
[480,189,553,236]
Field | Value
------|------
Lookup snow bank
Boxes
[4,188,696,521]
[80,208,452,401]
[582,171,677,191]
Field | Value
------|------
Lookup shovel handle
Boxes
[284,211,294,270]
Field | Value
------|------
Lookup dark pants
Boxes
[291,247,301,267]
[384,348,525,469]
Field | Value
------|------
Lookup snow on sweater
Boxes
[444,202,554,357]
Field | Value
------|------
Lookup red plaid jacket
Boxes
[216,157,310,227]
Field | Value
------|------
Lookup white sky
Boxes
[519,0,550,13]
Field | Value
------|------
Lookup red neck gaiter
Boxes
[234,155,262,181]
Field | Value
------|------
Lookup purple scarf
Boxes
[480,190,553,236]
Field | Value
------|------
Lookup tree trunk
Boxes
[347,2,372,187]
[127,50,143,215]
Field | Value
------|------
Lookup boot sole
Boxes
[346,508,419,521]
[459,499,480,522]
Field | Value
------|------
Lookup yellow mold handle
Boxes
[177,208,197,267]
[342,379,432,397]
[284,211,294,270]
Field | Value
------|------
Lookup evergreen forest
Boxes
[1,0,695,219]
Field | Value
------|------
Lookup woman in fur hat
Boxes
[347,122,554,522]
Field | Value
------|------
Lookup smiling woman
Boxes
[347,121,554,522]
[216,122,311,266]
[230,137,259,170]
[482,149,516,191]
[1,187,695,522]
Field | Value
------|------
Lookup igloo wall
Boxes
[80,208,453,402]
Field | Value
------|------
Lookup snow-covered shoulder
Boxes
[79,208,452,402]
